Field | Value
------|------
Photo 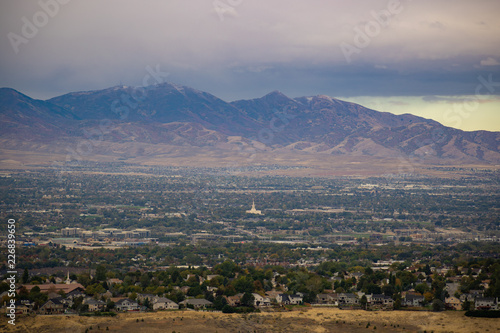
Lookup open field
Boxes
[1,144,498,178]
[1,308,499,333]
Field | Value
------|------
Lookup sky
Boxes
[0,0,499,131]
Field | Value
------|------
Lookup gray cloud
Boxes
[1,0,499,100]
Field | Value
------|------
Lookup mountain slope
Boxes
[0,88,79,140]
[1,83,499,165]
[231,93,500,162]
[48,83,262,137]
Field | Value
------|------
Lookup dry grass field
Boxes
[2,143,498,178]
[1,308,499,333]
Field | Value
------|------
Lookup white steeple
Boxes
[246,200,262,215]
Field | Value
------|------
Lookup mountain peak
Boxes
[0,87,32,100]
[264,90,286,97]
[316,94,334,101]
[261,90,292,100]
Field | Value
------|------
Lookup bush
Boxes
[465,310,500,318]
[222,305,235,313]
[432,299,445,312]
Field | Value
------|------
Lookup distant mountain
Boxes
[232,92,500,162]
[1,83,499,166]
[0,88,79,140]
[48,83,261,137]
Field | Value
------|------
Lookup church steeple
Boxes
[246,199,262,215]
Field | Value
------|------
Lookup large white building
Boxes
[246,200,262,215]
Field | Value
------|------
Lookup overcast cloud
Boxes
[0,0,499,130]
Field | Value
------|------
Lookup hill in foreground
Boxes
[1,307,499,333]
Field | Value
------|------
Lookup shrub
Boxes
[465,310,500,318]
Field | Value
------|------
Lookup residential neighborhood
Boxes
[2,253,499,317]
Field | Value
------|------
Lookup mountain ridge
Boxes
[1,83,499,167]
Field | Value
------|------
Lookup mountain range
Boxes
[1,82,499,173]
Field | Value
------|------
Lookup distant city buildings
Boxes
[61,227,150,239]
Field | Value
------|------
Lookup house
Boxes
[338,293,359,306]
[207,286,218,293]
[475,297,498,310]
[67,287,86,300]
[107,278,123,285]
[115,298,140,312]
[49,296,71,307]
[403,294,425,307]
[206,274,220,281]
[265,290,281,300]
[445,296,462,310]
[469,290,484,297]
[180,298,213,309]
[7,301,32,315]
[288,294,303,305]
[348,272,364,281]
[225,295,241,307]
[370,294,394,308]
[316,293,337,305]
[152,297,178,310]
[445,283,460,296]
[481,280,491,290]
[276,294,302,305]
[17,303,31,315]
[276,294,288,304]
[38,298,65,315]
[84,298,106,312]
[460,293,477,303]
[252,293,271,307]
[47,292,60,300]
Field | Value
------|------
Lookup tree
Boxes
[360,295,368,310]
[366,283,382,295]
[71,296,84,310]
[106,300,115,311]
[240,292,255,307]
[86,283,106,296]
[222,304,235,313]
[233,276,254,293]
[140,274,150,289]
[462,300,472,311]
[96,265,107,282]
[143,298,151,309]
[187,285,203,297]
[423,291,434,303]
[28,286,48,308]
[22,268,30,283]
[393,297,402,310]
[171,270,181,284]
[382,284,394,297]
[415,283,429,295]
[432,299,445,312]
[213,295,228,311]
